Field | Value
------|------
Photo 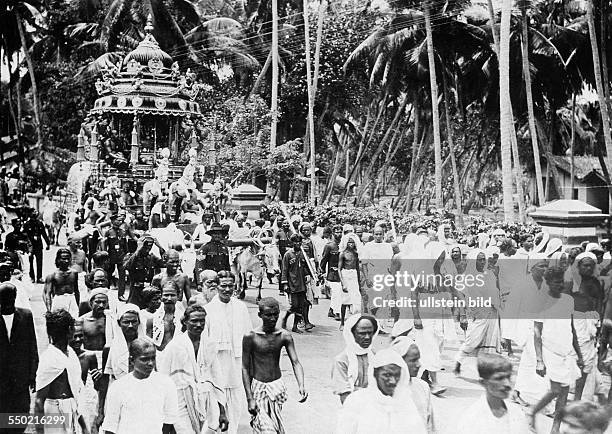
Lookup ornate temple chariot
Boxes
[67,16,215,214]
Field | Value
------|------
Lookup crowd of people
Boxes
[1,185,612,434]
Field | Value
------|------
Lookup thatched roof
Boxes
[546,155,606,182]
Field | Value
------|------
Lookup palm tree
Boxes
[499,0,515,221]
[586,0,612,181]
[421,0,443,209]
[10,1,43,148]
[520,0,544,205]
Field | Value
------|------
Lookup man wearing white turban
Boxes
[390,339,436,432]
[335,348,426,434]
[332,314,379,404]
[98,303,142,428]
[571,251,602,400]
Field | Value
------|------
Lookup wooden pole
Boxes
[303,0,316,203]
[570,93,576,195]
[270,0,279,152]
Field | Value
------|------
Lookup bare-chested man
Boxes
[80,288,111,351]
[242,297,307,433]
[44,248,80,318]
[71,318,104,433]
[152,249,190,303]
[146,282,182,359]
[68,237,88,273]
[34,309,88,434]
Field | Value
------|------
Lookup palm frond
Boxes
[76,51,124,78]
[66,22,100,39]
[343,28,386,72]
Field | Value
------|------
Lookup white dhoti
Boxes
[78,372,99,434]
[340,269,361,313]
[223,387,245,434]
[412,319,443,372]
[51,293,79,318]
[573,311,599,374]
[542,346,581,387]
[250,378,287,434]
[329,281,342,314]
[455,312,501,364]
[174,386,219,434]
[514,330,549,404]
[44,398,80,434]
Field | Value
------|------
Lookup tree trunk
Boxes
[570,93,576,193]
[424,1,443,209]
[442,69,464,225]
[600,0,610,111]
[312,0,326,95]
[267,0,280,197]
[587,0,612,193]
[463,145,495,213]
[404,128,429,212]
[360,122,408,203]
[302,0,317,203]
[16,9,42,147]
[521,5,545,205]
[340,95,387,202]
[487,0,499,49]
[510,123,526,221]
[499,0,515,221]
[399,100,420,211]
[248,51,272,99]
[355,99,409,201]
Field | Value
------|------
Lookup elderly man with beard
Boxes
[242,298,307,433]
[457,353,528,433]
[159,305,229,434]
[204,271,252,434]
[102,338,178,434]
[124,234,166,308]
[44,248,80,318]
[153,249,190,304]
[336,348,426,434]
[199,269,218,303]
[332,314,378,404]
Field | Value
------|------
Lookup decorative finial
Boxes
[145,14,154,34]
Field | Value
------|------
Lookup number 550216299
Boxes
[1,414,66,428]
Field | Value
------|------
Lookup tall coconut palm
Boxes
[520,0,544,205]
[586,0,612,183]
[423,0,442,209]
[499,0,515,221]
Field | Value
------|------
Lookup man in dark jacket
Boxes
[0,282,38,433]
[24,209,51,283]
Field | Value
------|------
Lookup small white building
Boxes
[528,155,609,213]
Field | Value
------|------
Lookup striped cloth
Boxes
[250,378,288,434]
